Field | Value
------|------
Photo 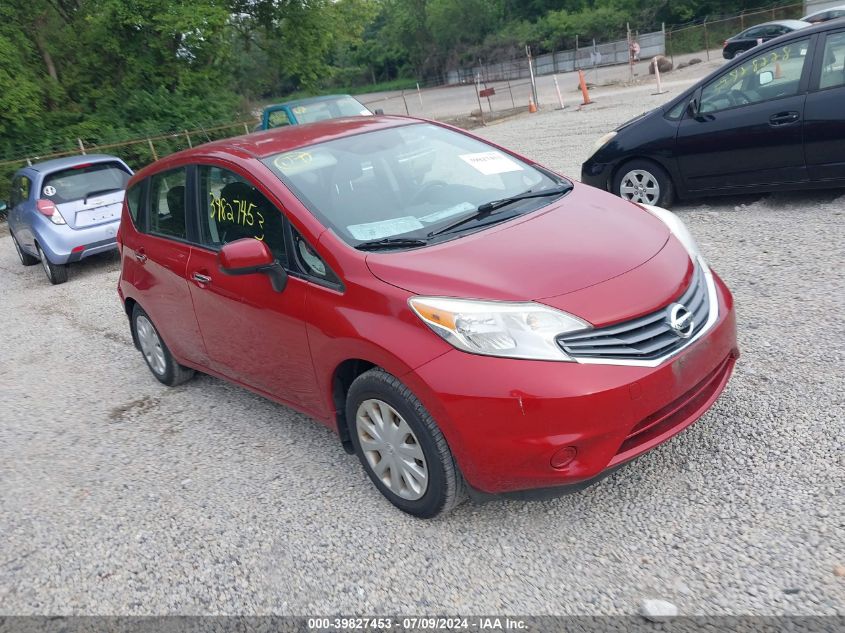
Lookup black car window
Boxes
[42,162,130,204]
[819,32,845,90]
[125,182,143,226]
[197,165,287,264]
[743,26,766,39]
[148,168,188,240]
[700,39,810,113]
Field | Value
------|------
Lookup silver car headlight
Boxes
[639,203,705,265]
[591,131,617,155]
[409,297,590,361]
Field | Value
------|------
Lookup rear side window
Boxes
[267,109,292,128]
[125,183,143,226]
[148,168,188,240]
[42,162,130,204]
[197,165,287,263]
[10,175,31,206]
[819,32,845,90]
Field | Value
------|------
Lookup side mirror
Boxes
[218,238,287,292]
[758,70,774,86]
[374,108,384,115]
[686,97,699,118]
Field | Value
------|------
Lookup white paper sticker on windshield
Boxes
[459,151,523,175]
[347,216,424,241]
[419,202,475,223]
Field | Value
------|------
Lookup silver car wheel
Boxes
[619,169,661,204]
[356,398,428,501]
[135,315,167,377]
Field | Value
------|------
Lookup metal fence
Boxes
[446,29,666,85]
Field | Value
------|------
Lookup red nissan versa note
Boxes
[116,116,738,518]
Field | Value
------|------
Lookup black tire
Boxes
[347,368,466,518]
[613,158,675,208]
[130,304,195,387]
[11,232,38,266]
[35,243,68,284]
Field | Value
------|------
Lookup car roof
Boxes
[803,4,845,18]
[27,154,124,174]
[768,19,813,29]
[131,116,421,182]
[268,94,358,109]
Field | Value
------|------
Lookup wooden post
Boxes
[553,74,565,110]
[704,18,710,61]
[77,138,86,155]
[741,12,745,30]
[184,130,192,148]
[416,82,423,107]
[475,74,485,125]
[243,123,250,135]
[147,138,158,161]
[401,90,409,115]
[507,79,515,109]
[575,35,579,70]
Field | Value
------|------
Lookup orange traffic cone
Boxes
[528,97,537,113]
[578,70,593,106]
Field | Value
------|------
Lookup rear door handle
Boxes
[135,249,147,263]
[769,111,800,126]
[191,272,212,285]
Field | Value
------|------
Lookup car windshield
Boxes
[42,162,130,204]
[291,96,371,123]
[262,123,567,247]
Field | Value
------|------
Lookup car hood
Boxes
[365,183,671,303]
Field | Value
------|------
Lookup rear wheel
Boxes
[614,159,674,207]
[36,243,68,284]
[347,368,466,518]
[131,304,195,386]
[12,232,38,266]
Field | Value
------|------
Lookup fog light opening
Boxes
[550,446,578,470]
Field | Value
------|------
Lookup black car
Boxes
[722,20,811,59]
[581,20,845,207]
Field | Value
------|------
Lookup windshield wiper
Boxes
[427,184,572,238]
[355,237,429,251]
[84,188,122,203]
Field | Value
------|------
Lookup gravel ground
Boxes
[1,74,844,617]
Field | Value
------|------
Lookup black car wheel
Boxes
[614,159,674,207]
[12,232,38,266]
[36,243,68,284]
[347,368,466,518]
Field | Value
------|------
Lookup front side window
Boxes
[42,162,130,204]
[262,123,567,248]
[700,39,810,113]
[819,32,845,90]
[197,165,287,262]
[125,183,143,226]
[148,168,188,239]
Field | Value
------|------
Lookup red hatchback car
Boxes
[117,116,738,518]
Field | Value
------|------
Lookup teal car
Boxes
[257,94,382,130]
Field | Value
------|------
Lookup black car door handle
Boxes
[769,111,800,126]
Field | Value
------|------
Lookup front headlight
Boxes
[639,203,704,263]
[592,131,617,154]
[409,297,590,361]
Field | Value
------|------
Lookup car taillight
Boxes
[36,199,66,225]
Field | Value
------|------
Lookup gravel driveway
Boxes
[1,76,843,616]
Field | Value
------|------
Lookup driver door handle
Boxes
[769,111,800,126]
[192,272,212,285]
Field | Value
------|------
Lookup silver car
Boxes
[4,155,132,284]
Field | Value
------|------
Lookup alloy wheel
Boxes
[135,315,167,377]
[619,169,661,204]
[355,398,428,501]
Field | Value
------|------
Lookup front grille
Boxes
[557,266,710,361]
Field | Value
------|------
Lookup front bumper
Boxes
[580,159,612,191]
[405,273,738,494]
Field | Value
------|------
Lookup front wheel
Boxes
[347,368,466,518]
[614,159,674,207]
[36,243,68,284]
[131,304,195,386]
